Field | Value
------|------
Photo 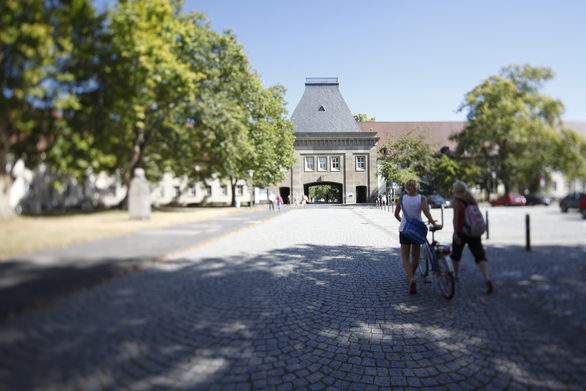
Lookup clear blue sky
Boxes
[184,0,586,122]
[96,0,586,122]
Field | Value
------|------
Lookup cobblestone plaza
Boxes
[0,205,585,390]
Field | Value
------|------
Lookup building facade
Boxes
[8,78,586,213]
[274,78,379,204]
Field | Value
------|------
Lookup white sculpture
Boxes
[128,168,151,220]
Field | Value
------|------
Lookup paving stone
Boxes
[0,206,584,390]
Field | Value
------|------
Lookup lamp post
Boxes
[247,169,254,207]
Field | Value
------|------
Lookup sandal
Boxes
[486,280,494,295]
[409,280,417,295]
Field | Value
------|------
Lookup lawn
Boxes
[0,207,249,260]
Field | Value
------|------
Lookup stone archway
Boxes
[304,182,343,204]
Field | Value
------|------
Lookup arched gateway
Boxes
[275,78,379,204]
[304,182,343,204]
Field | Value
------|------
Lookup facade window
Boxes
[187,186,196,196]
[221,185,228,195]
[331,156,340,171]
[205,186,212,196]
[174,186,181,197]
[356,156,366,171]
[318,156,327,171]
[236,185,244,196]
[305,156,315,171]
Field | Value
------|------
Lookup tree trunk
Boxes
[0,124,15,218]
[116,126,147,209]
[0,174,15,218]
[230,176,237,207]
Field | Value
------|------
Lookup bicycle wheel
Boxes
[418,243,431,277]
[435,256,455,299]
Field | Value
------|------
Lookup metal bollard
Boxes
[440,205,444,226]
[525,214,531,251]
[485,210,489,240]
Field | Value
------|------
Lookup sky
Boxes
[183,0,586,122]
[99,0,586,122]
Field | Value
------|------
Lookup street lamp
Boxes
[247,169,254,207]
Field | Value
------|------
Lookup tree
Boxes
[553,128,586,187]
[0,0,99,217]
[429,154,462,197]
[244,83,295,185]
[452,64,565,194]
[379,128,434,189]
[354,113,376,122]
[111,0,206,185]
[1,0,296,214]
[308,184,340,202]
[161,24,295,206]
[43,1,113,181]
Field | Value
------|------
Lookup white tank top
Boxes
[399,194,422,232]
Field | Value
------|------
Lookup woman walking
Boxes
[394,180,440,294]
[451,181,493,294]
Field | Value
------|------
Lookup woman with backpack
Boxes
[452,181,493,295]
[394,179,441,295]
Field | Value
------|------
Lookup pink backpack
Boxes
[462,201,486,237]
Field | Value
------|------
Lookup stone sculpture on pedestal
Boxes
[128,168,151,220]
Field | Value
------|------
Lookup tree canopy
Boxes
[379,129,434,188]
[379,128,463,196]
[0,0,295,215]
[452,64,584,194]
[0,0,101,216]
[354,113,376,122]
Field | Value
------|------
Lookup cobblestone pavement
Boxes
[0,205,585,390]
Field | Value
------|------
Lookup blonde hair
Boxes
[453,180,477,204]
[404,179,419,195]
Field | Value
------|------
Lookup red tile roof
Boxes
[358,121,586,150]
[357,121,465,149]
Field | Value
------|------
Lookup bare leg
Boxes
[477,260,489,280]
[452,259,460,278]
[411,245,420,275]
[401,244,413,283]
[477,260,493,294]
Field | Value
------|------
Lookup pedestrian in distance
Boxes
[451,180,493,295]
[302,194,308,206]
[394,179,441,295]
[276,194,283,211]
[268,191,276,211]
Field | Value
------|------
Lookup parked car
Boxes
[490,193,526,206]
[427,194,451,208]
[559,192,586,213]
[579,194,586,219]
[524,194,552,206]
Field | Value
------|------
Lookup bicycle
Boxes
[418,226,456,299]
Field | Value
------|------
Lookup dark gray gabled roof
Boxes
[291,78,360,133]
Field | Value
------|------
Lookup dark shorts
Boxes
[451,233,486,263]
[399,232,420,246]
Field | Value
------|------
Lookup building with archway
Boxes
[9,78,586,213]
[273,78,586,204]
[275,78,379,204]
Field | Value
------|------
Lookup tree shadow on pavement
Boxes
[481,244,586,338]
[0,257,150,321]
[0,243,585,390]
